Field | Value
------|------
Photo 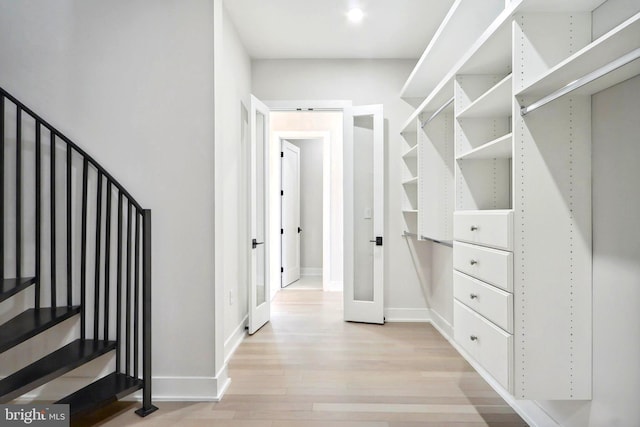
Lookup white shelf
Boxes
[518,0,606,12]
[458,74,512,119]
[457,133,512,160]
[457,4,515,75]
[401,0,505,98]
[402,145,418,159]
[402,177,419,185]
[518,12,640,98]
[403,210,418,214]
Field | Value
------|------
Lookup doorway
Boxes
[281,138,324,290]
[247,97,386,334]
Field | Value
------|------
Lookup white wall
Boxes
[0,0,219,399]
[254,60,430,318]
[290,139,323,273]
[216,5,252,362]
[533,75,640,427]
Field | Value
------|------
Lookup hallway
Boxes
[76,289,527,426]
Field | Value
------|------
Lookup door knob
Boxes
[369,236,383,246]
[252,239,264,249]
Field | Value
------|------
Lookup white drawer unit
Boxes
[454,210,513,251]
[453,242,513,292]
[454,271,513,333]
[454,300,513,392]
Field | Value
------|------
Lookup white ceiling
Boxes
[223,0,456,59]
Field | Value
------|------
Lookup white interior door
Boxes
[281,140,301,287]
[249,94,270,334]
[343,105,384,324]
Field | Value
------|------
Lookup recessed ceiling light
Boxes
[347,8,364,23]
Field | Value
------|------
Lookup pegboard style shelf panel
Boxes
[401,0,505,98]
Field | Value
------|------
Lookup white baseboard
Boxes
[427,308,453,337]
[384,308,431,322]
[153,374,227,401]
[224,315,248,364]
[428,316,559,427]
[324,280,342,292]
[300,268,322,276]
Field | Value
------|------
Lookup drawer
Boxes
[454,210,513,251]
[454,271,513,333]
[454,300,513,392]
[453,242,512,292]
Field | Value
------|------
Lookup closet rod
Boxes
[420,235,453,247]
[521,48,640,116]
[421,97,454,128]
[402,231,418,238]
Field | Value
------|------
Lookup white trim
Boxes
[152,374,229,402]
[428,317,559,427]
[428,308,454,337]
[325,280,343,292]
[224,315,248,364]
[384,308,431,322]
[301,267,322,276]
[265,100,352,111]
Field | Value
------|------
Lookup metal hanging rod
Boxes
[421,97,454,129]
[420,235,453,247]
[521,48,640,116]
[402,231,418,238]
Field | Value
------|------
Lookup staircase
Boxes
[0,86,157,418]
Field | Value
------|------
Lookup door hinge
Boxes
[281,151,284,157]
[281,228,284,235]
[281,267,284,273]
[281,190,284,196]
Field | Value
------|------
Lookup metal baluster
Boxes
[50,132,57,307]
[94,172,102,339]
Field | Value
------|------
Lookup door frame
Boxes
[275,131,331,292]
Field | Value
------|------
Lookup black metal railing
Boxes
[0,85,155,415]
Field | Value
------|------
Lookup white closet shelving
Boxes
[400,0,638,402]
[400,126,418,235]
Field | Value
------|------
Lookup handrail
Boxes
[521,48,640,116]
[0,85,155,416]
[0,86,143,211]
[421,97,454,129]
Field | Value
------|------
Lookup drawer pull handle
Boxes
[470,225,478,231]
[470,259,478,265]
[470,335,478,341]
[470,293,478,299]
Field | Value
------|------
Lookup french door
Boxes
[343,105,385,324]
[248,95,270,334]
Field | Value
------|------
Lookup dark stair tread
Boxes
[0,306,81,354]
[0,339,116,403]
[56,372,143,417]
[0,277,37,303]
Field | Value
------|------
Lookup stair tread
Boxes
[0,339,116,403]
[0,307,81,354]
[56,372,143,416]
[0,277,37,303]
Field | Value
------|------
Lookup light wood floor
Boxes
[74,289,528,426]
